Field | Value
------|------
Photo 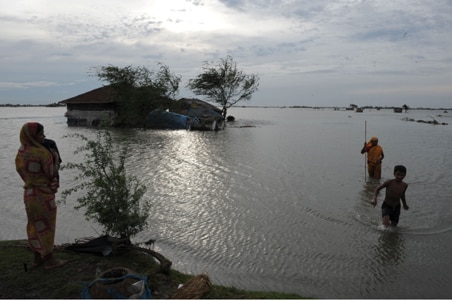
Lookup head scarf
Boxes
[19,122,45,149]
[370,136,378,142]
[16,122,56,188]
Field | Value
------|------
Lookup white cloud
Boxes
[1,0,452,107]
[0,81,58,89]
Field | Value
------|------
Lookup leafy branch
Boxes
[60,130,150,240]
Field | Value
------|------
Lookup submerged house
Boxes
[59,86,224,130]
[59,86,116,126]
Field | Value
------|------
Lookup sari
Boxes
[15,122,58,259]
[366,144,383,165]
[364,143,384,179]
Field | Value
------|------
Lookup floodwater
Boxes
[2,106,452,298]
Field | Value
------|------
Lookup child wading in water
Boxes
[371,165,409,226]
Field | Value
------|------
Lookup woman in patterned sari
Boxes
[15,122,67,270]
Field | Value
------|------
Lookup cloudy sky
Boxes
[1,0,452,108]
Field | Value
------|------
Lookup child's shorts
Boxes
[381,202,401,224]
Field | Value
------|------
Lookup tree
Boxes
[60,129,150,240]
[402,104,409,112]
[187,56,259,119]
[92,63,182,127]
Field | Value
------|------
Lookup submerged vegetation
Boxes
[402,115,448,125]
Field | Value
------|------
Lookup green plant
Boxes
[187,55,259,119]
[61,130,150,239]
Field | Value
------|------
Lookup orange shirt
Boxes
[366,144,383,165]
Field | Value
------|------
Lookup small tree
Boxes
[93,63,181,98]
[92,63,182,127]
[61,129,150,240]
[402,104,409,113]
[187,55,259,119]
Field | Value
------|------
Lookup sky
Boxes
[1,0,452,108]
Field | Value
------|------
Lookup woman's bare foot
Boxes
[44,259,67,270]
[32,258,45,267]
[33,252,45,267]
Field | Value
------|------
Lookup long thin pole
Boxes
[364,120,367,182]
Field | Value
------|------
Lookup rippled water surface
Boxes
[2,106,452,298]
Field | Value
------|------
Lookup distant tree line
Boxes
[0,103,65,107]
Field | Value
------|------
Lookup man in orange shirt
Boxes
[361,136,384,179]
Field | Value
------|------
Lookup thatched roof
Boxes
[59,86,115,104]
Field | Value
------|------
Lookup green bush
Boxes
[61,129,150,239]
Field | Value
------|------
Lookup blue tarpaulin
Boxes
[145,110,191,129]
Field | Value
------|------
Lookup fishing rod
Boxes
[364,120,367,182]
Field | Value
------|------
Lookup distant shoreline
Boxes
[1,103,451,111]
[0,103,64,108]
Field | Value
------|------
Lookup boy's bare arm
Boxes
[371,182,388,207]
[371,186,383,207]
[401,188,409,210]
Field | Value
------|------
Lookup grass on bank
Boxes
[0,240,305,299]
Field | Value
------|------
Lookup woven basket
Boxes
[171,274,211,299]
